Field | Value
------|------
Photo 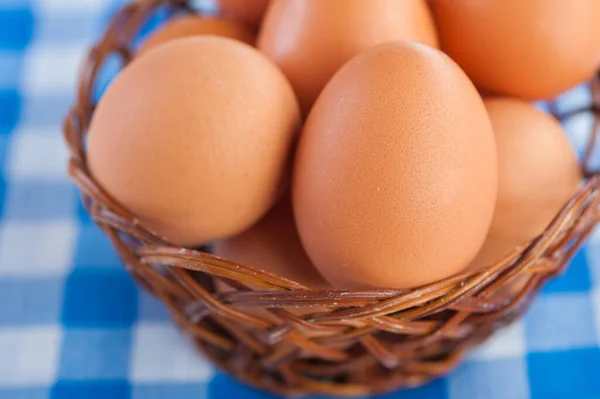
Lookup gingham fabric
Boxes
[0,1,599,398]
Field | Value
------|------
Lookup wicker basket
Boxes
[64,0,600,396]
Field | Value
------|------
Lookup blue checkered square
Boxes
[208,373,279,399]
[525,292,597,351]
[0,9,34,50]
[0,52,23,90]
[34,14,103,45]
[61,269,138,327]
[131,5,171,50]
[75,195,94,225]
[0,277,64,325]
[19,94,72,128]
[0,90,20,135]
[0,135,9,170]
[131,383,208,399]
[51,380,130,399]
[527,348,600,399]
[58,329,132,380]
[542,248,592,293]
[0,0,31,9]
[74,225,121,269]
[0,387,51,399]
[137,290,170,322]
[447,359,530,399]
[2,182,77,220]
[91,53,124,104]
[378,379,448,399]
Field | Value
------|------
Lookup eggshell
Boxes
[258,0,438,115]
[213,195,329,289]
[429,0,600,99]
[293,41,497,289]
[137,15,255,56]
[469,98,582,270]
[88,37,300,247]
[218,0,270,27]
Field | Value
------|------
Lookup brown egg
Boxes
[429,0,600,100]
[88,37,300,247]
[258,0,438,115]
[213,195,329,289]
[137,15,255,56]
[218,0,270,27]
[293,41,497,290]
[469,98,582,270]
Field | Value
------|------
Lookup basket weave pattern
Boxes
[64,0,600,396]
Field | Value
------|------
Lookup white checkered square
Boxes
[448,358,530,399]
[555,84,592,114]
[0,220,76,276]
[21,45,84,96]
[6,128,70,181]
[30,0,108,15]
[190,0,218,13]
[130,323,213,382]
[469,321,526,361]
[562,112,594,160]
[525,292,597,351]
[0,326,62,386]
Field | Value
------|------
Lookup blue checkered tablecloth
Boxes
[1,1,600,398]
